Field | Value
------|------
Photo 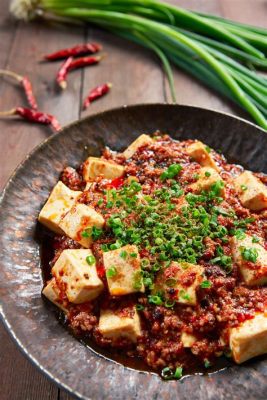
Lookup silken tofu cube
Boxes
[38,181,82,234]
[154,262,204,306]
[83,157,124,181]
[103,245,144,296]
[234,171,267,211]
[42,278,68,313]
[123,134,153,159]
[190,167,225,196]
[187,141,219,171]
[230,235,267,286]
[181,332,197,348]
[99,306,142,343]
[229,312,267,363]
[59,203,104,248]
[52,249,104,304]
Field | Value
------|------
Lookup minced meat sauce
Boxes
[40,134,267,379]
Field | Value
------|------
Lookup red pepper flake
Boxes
[108,177,124,189]
[56,56,73,90]
[0,69,38,110]
[83,83,112,110]
[96,264,106,279]
[44,43,102,61]
[0,107,61,132]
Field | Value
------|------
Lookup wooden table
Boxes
[0,1,266,398]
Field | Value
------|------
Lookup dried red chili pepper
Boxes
[108,177,124,189]
[44,43,102,61]
[0,107,62,132]
[56,56,103,90]
[21,76,38,110]
[83,83,112,110]
[68,55,102,72]
[0,69,38,110]
[56,56,73,90]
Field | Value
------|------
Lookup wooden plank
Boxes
[163,0,252,120]
[0,4,84,400]
[0,1,265,399]
[0,324,59,400]
[0,19,85,188]
[0,0,18,69]
[220,0,267,27]
[81,27,165,117]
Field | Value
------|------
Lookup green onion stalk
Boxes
[10,0,267,130]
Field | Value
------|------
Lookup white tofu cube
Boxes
[52,249,104,304]
[181,332,197,348]
[42,278,68,313]
[234,171,267,211]
[230,235,267,286]
[154,262,204,306]
[187,141,219,171]
[103,245,144,296]
[229,312,267,363]
[123,134,153,159]
[83,157,124,181]
[38,181,82,234]
[59,204,104,248]
[190,167,225,196]
[99,306,141,343]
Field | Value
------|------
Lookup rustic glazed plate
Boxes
[0,104,266,400]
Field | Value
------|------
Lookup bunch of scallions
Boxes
[11,0,267,130]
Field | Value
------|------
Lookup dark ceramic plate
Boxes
[0,104,267,400]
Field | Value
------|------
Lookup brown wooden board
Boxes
[0,0,266,398]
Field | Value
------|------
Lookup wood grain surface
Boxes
[0,1,266,399]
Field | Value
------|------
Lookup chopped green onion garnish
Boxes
[240,246,258,263]
[200,280,212,288]
[106,266,117,278]
[86,255,96,265]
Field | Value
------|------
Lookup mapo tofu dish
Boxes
[39,134,267,379]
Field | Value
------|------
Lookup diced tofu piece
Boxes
[190,167,225,196]
[230,235,267,286]
[187,141,219,171]
[181,332,197,348]
[38,181,82,234]
[229,312,267,364]
[234,171,267,211]
[123,134,153,159]
[52,249,104,304]
[99,306,141,343]
[84,182,93,191]
[103,245,144,296]
[154,262,204,306]
[42,278,68,313]
[59,204,104,248]
[83,157,124,181]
